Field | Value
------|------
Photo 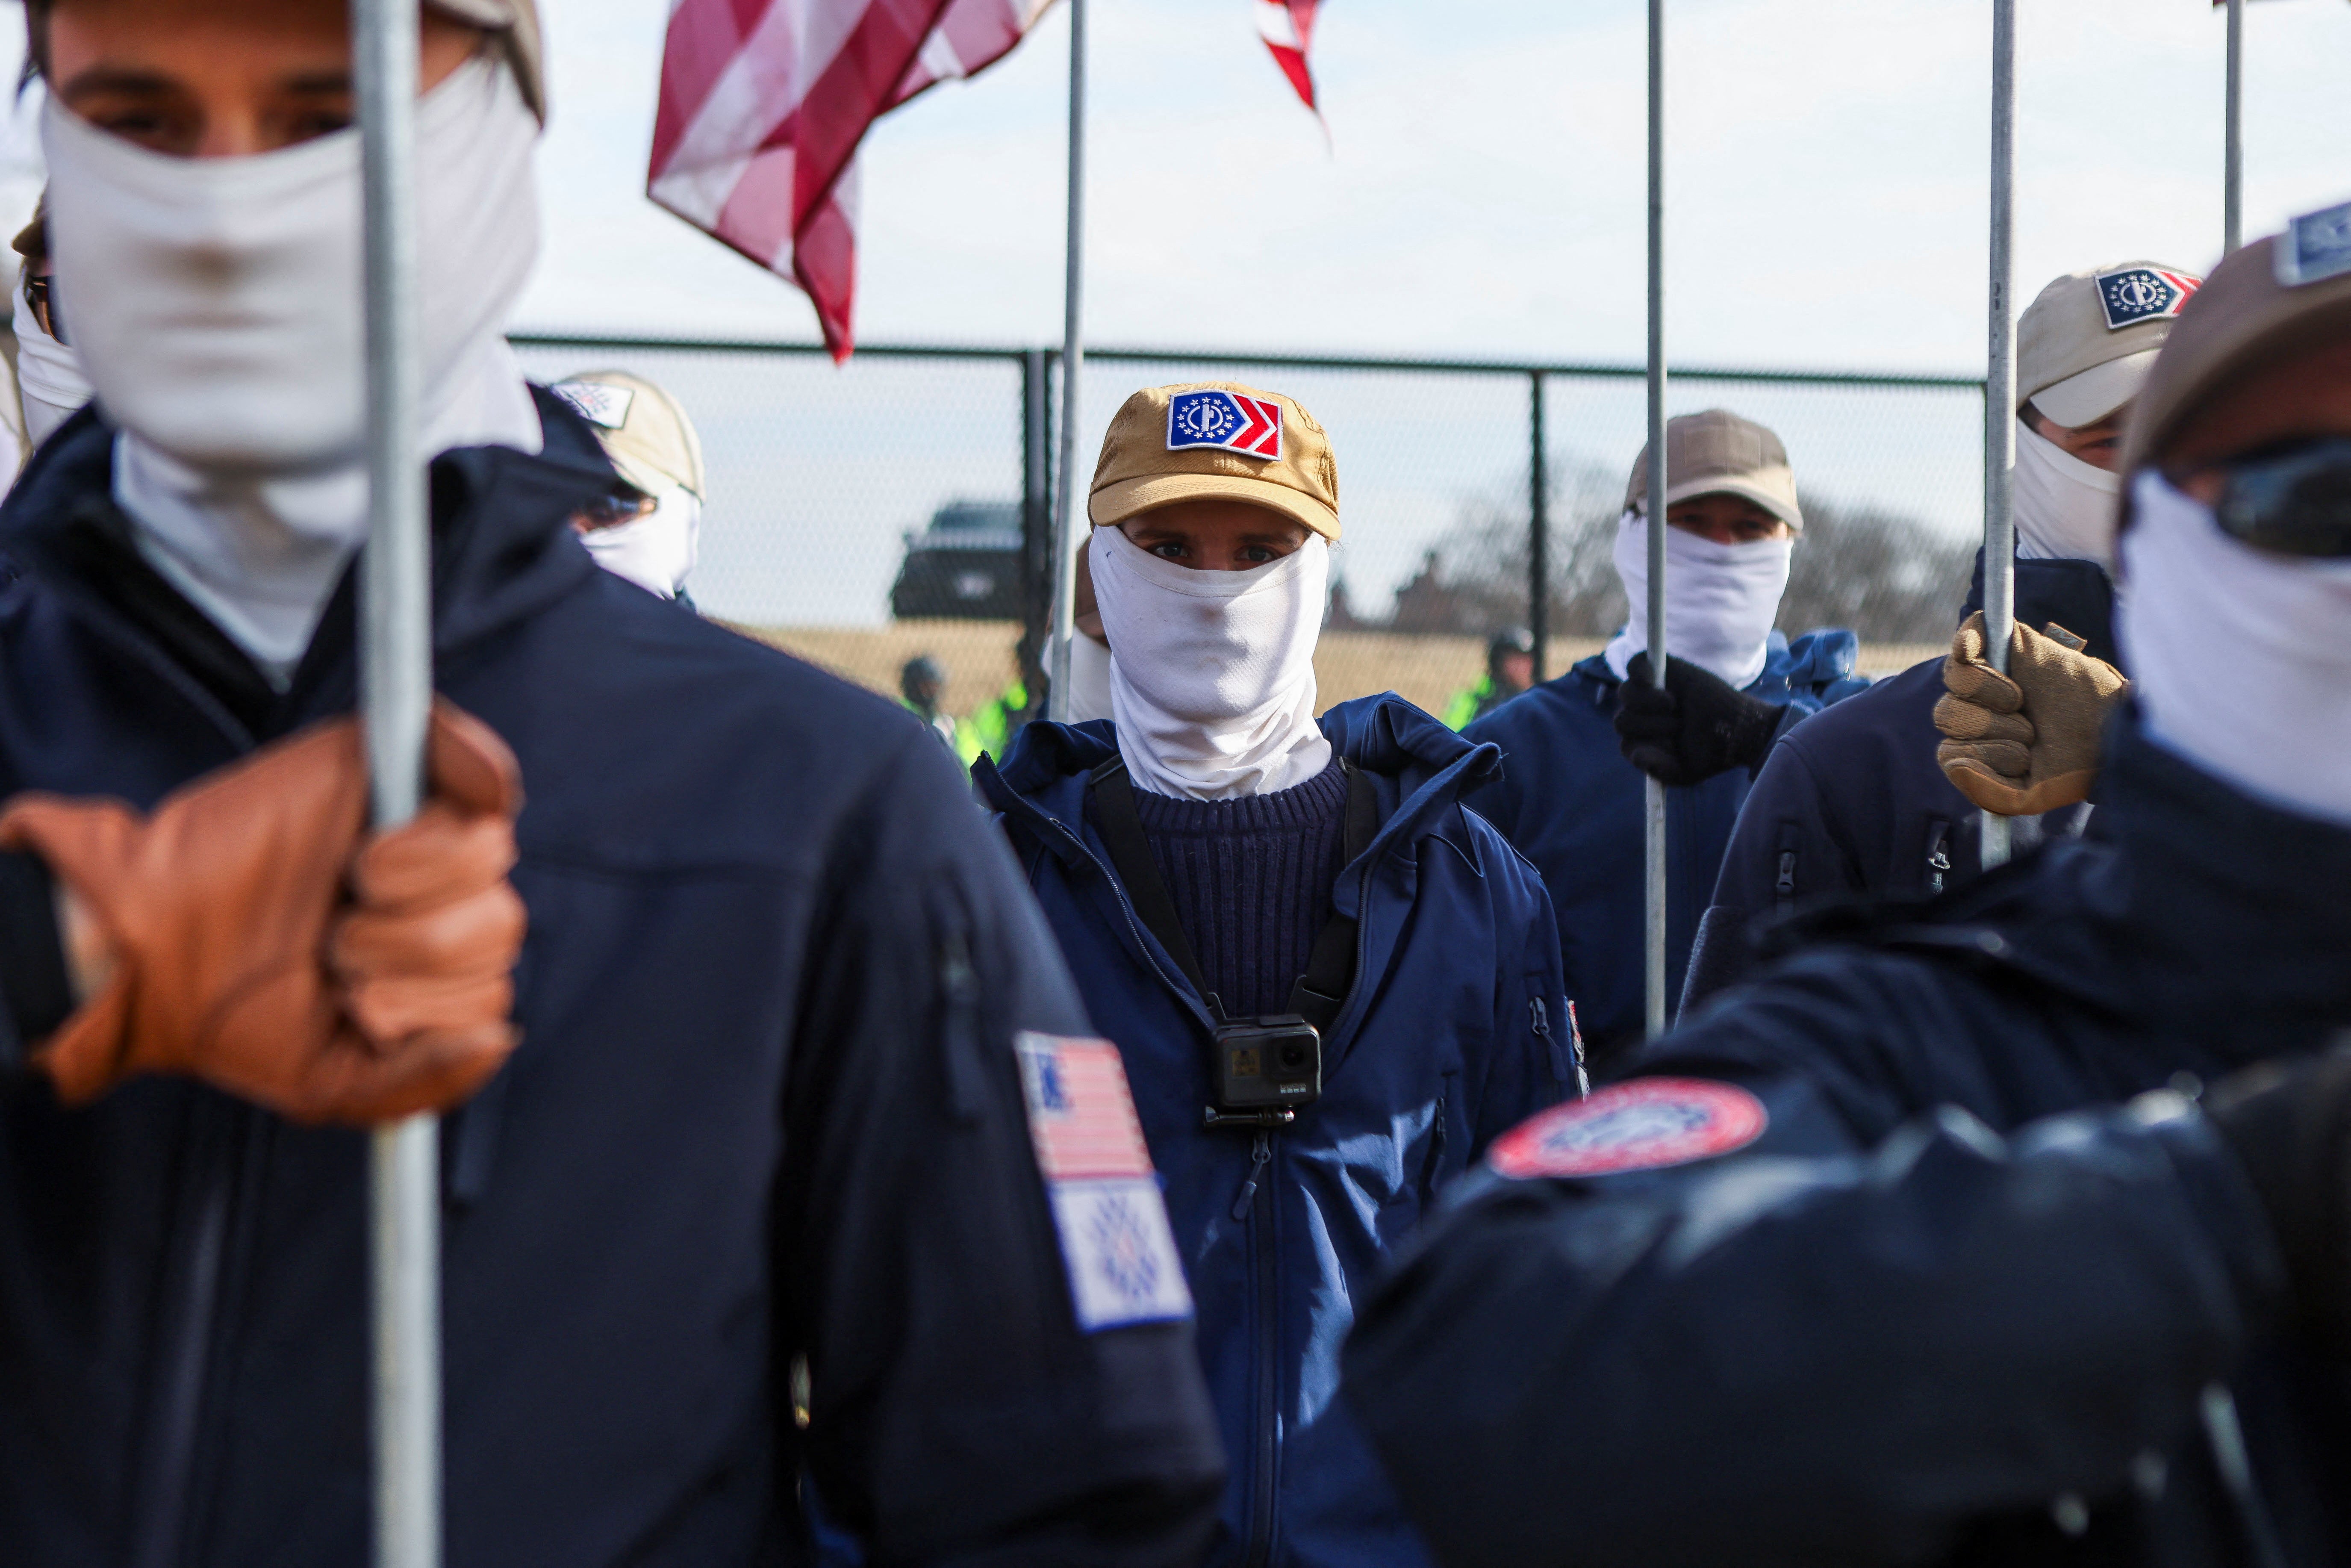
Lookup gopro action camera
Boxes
[1216,1014,1323,1111]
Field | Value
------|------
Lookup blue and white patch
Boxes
[1166,389,1283,460]
[2095,267,2200,330]
[2277,201,2351,288]
[551,380,634,430]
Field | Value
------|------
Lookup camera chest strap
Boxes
[1087,755,1379,1034]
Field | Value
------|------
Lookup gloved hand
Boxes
[2205,1043,2351,1352]
[0,700,527,1124]
[1614,653,1783,787]
[1934,612,2129,817]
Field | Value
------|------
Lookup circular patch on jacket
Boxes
[1488,1078,1768,1179]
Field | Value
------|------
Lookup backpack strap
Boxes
[1286,762,1379,1033]
[1088,757,1219,1014]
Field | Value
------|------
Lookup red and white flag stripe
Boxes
[1254,0,1320,113]
[651,0,1052,361]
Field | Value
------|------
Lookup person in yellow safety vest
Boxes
[899,654,957,750]
[1443,626,1535,729]
[955,678,1030,764]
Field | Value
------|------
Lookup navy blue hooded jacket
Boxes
[975,697,1572,1568]
[0,403,1223,1568]
[1461,631,1866,1067]
[1346,716,2348,1568]
[1682,556,2114,1012]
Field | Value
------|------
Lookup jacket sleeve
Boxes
[779,727,1223,1568]
[1679,734,1851,1017]
[1343,964,2284,1568]
[0,848,72,1072]
[1473,840,1578,1148]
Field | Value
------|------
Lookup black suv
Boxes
[889,500,1025,620]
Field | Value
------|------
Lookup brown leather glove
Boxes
[0,701,526,1124]
[1933,611,2130,817]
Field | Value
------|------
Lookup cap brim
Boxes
[1090,472,1340,540]
[1659,475,1803,533]
[2029,350,2156,428]
[603,449,695,500]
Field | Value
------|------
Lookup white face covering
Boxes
[1064,625,1116,725]
[42,55,544,675]
[1603,510,1793,691]
[581,486,701,600]
[2119,469,2351,828]
[1089,523,1333,800]
[12,270,92,449]
[2014,419,2119,568]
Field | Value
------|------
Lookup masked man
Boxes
[0,3,1223,1563]
[550,369,704,605]
[1345,216,2351,1568]
[1685,263,2193,1010]
[1462,410,1863,1066]
[10,199,93,466]
[976,382,1575,1568]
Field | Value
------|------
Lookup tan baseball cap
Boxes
[2019,262,2202,427]
[1623,409,1803,533]
[2120,206,2351,477]
[429,0,546,122]
[551,371,707,500]
[1089,382,1340,540]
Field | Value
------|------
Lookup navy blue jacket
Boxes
[976,698,1572,1568]
[1346,716,2349,1568]
[1683,556,2115,1011]
[0,404,1223,1567]
[1462,631,1866,1067]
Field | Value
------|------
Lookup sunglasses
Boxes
[2211,437,2351,559]
[23,274,62,346]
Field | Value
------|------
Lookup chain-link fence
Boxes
[513,335,1986,728]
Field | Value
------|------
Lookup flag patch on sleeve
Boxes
[1167,389,1283,460]
[1488,1077,1767,1179]
[1016,1033,1193,1331]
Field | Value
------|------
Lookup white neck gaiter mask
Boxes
[2120,469,2351,828]
[43,56,544,678]
[1064,628,1116,725]
[1089,523,1333,800]
[1604,510,1793,690]
[2014,419,2119,567]
[12,270,92,449]
[582,486,701,600]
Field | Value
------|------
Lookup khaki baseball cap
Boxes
[1623,409,1803,533]
[429,0,546,122]
[551,371,707,500]
[2120,206,2351,477]
[2019,262,2202,427]
[1089,382,1340,540]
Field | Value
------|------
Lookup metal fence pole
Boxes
[1046,0,1089,723]
[1643,0,1670,1039]
[1528,372,1549,683]
[1980,0,2017,872]
[1019,349,1051,708]
[354,1,440,1566]
[2224,0,2244,253]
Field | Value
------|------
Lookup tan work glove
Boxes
[1934,611,2129,817]
[0,700,527,1124]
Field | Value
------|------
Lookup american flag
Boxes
[650,0,1053,360]
[1255,0,1320,113]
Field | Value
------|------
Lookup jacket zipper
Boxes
[1926,821,1953,896]
[1239,1128,1279,1568]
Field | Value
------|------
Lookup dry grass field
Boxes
[734,619,1947,726]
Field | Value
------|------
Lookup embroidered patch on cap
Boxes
[1167,389,1282,460]
[1488,1077,1768,1180]
[2277,201,2351,288]
[1016,1032,1192,1331]
[2095,267,2200,330]
[552,381,634,430]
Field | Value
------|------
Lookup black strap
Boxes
[1087,757,1379,1031]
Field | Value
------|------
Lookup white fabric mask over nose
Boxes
[1604,511,1793,691]
[43,56,544,677]
[2120,469,2351,828]
[1089,524,1332,800]
[581,488,701,600]
[2014,419,2119,567]
[12,271,92,450]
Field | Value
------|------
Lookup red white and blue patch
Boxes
[1016,1032,1193,1332]
[2095,267,2201,331]
[1488,1077,1768,1180]
[1167,389,1282,460]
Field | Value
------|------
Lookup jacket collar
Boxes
[1964,549,2119,667]
[1565,627,1854,703]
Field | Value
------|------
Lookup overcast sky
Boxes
[518,0,2351,373]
